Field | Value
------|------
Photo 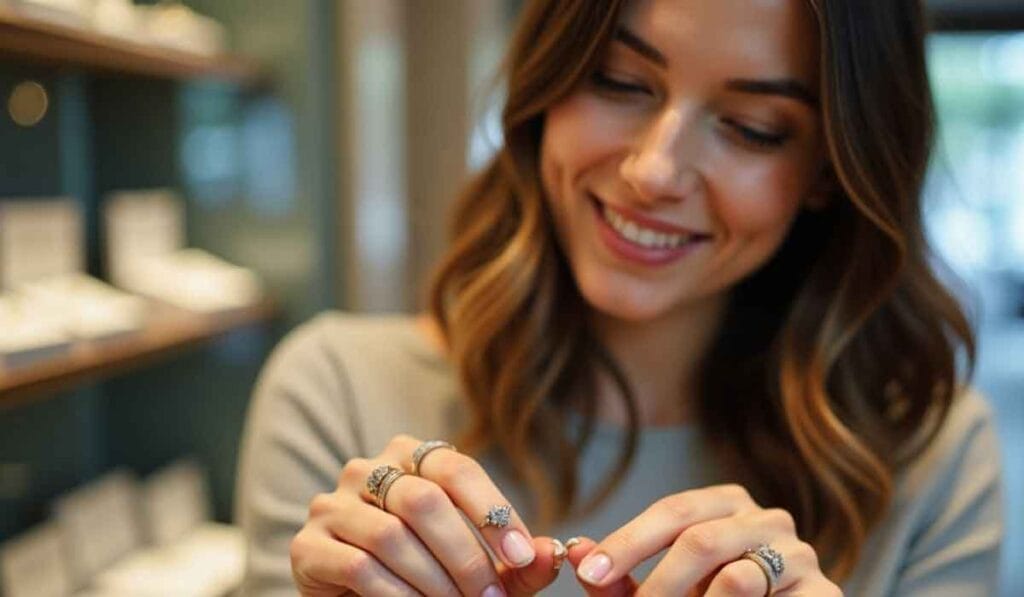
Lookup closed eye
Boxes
[721,117,789,149]
[591,71,652,96]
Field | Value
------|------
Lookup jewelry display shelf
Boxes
[0,5,263,83]
[0,299,277,408]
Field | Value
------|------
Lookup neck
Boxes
[589,296,727,427]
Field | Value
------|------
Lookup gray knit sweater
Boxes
[235,312,1003,596]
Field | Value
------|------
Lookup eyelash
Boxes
[590,71,791,150]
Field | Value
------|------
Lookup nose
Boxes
[619,108,702,205]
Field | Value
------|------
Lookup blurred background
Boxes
[0,0,1019,595]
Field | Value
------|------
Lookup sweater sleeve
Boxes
[893,391,1004,597]
[234,315,368,596]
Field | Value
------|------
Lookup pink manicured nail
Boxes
[481,583,505,597]
[578,553,612,584]
[501,530,536,567]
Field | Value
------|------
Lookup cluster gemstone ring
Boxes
[366,464,406,510]
[477,504,512,529]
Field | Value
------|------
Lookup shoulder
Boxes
[899,386,999,493]
[845,387,1002,594]
[254,311,461,456]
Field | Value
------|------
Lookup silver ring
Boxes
[366,464,398,496]
[476,504,512,529]
[412,440,457,476]
[373,468,406,510]
[741,544,784,595]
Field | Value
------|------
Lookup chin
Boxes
[577,276,675,323]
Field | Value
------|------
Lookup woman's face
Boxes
[541,0,826,322]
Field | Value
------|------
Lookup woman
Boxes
[236,0,1003,595]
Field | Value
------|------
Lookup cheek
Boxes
[712,162,809,248]
[541,95,635,197]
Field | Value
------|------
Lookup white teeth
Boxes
[601,204,693,249]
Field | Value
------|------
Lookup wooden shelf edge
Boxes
[0,299,279,409]
[0,5,264,84]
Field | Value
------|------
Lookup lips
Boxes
[588,193,710,266]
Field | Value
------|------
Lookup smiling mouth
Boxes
[591,195,711,250]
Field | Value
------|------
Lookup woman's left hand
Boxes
[567,484,842,596]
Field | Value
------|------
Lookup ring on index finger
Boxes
[411,440,457,476]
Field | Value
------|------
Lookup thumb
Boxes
[498,536,564,597]
[565,536,637,597]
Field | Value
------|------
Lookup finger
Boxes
[702,559,768,597]
[576,484,758,588]
[357,462,506,597]
[641,510,801,595]
[318,493,458,596]
[290,531,416,597]
[498,537,566,597]
[389,435,537,569]
[565,537,638,597]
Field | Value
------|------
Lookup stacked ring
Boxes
[411,440,457,476]
[741,544,785,595]
[366,464,406,510]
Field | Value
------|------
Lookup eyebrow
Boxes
[613,26,819,108]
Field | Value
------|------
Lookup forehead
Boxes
[620,0,819,84]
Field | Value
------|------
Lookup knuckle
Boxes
[765,508,796,533]
[610,527,643,555]
[678,526,720,560]
[397,482,448,517]
[307,492,335,518]
[289,530,312,564]
[388,434,415,452]
[340,549,375,585]
[367,518,407,552]
[719,563,763,594]
[340,458,369,486]
[721,483,752,503]
[454,549,494,585]
[657,492,695,521]
[796,540,821,568]
[437,456,483,487]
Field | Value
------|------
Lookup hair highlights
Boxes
[428,0,973,581]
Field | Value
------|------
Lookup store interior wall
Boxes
[0,0,339,541]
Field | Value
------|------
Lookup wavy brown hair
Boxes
[428,0,974,580]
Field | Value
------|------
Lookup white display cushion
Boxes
[142,459,211,547]
[91,523,245,597]
[0,198,84,290]
[0,522,73,597]
[53,469,144,588]
[15,273,148,340]
[0,294,73,367]
[118,248,263,313]
[103,189,185,290]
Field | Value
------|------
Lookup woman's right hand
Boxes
[289,434,563,596]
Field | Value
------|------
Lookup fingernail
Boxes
[564,536,582,550]
[501,530,536,567]
[577,553,612,584]
[481,583,505,597]
[551,538,567,570]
